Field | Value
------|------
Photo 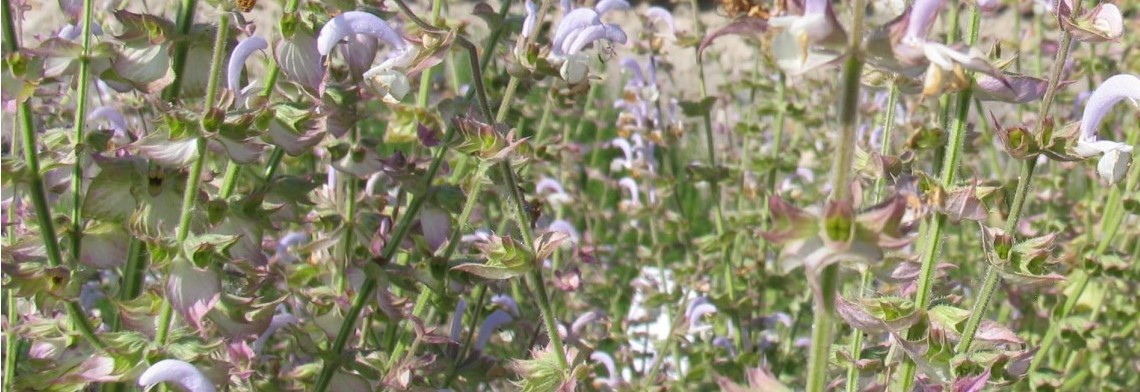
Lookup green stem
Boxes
[161,0,199,101]
[3,0,106,352]
[251,0,301,184]
[845,81,900,392]
[897,4,982,389]
[156,11,230,346]
[955,0,1083,357]
[1028,120,1140,374]
[811,1,865,390]
[68,0,96,264]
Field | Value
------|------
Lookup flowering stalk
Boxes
[446,0,571,371]
[809,0,866,390]
[384,1,516,372]
[1028,125,1139,374]
[956,0,1087,356]
[845,81,900,392]
[2,0,106,352]
[311,2,513,389]
[897,4,983,388]
[67,0,96,265]
[162,0,199,101]
[155,12,231,346]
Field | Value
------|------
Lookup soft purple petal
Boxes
[1079,74,1140,142]
[491,294,520,317]
[475,310,514,351]
[227,36,268,94]
[552,8,601,56]
[317,11,408,56]
[138,360,216,392]
[594,0,630,16]
[88,106,129,135]
[644,7,675,37]
[907,0,947,41]
[522,0,539,38]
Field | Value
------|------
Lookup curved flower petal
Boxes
[138,359,216,392]
[87,107,129,136]
[564,23,627,55]
[594,0,630,16]
[1078,74,1140,145]
[226,36,267,94]
[475,310,514,351]
[590,351,621,388]
[521,0,539,38]
[491,294,520,317]
[317,11,408,56]
[906,0,946,41]
[551,8,601,56]
[643,7,675,38]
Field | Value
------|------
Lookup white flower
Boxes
[138,359,215,392]
[1073,74,1139,184]
[547,6,628,83]
[318,11,418,102]
[226,36,268,100]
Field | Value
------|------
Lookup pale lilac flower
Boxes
[88,106,130,145]
[226,36,268,101]
[475,310,514,351]
[879,0,1008,95]
[449,299,468,343]
[1073,74,1139,184]
[490,294,520,317]
[767,0,846,73]
[544,219,580,245]
[138,359,216,392]
[643,7,676,39]
[535,177,573,205]
[684,297,718,332]
[1058,1,1124,43]
[317,11,418,102]
[274,231,309,263]
[521,0,540,39]
[594,0,630,15]
[589,351,622,389]
[570,310,602,337]
[57,22,103,40]
[618,177,641,208]
[252,313,299,354]
[548,4,629,83]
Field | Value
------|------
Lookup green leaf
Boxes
[678,96,717,117]
[451,263,526,280]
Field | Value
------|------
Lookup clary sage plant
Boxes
[2,0,1137,391]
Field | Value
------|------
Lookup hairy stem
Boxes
[956,0,1083,357]
[155,11,231,346]
[810,1,866,391]
[896,4,981,389]
[2,0,106,352]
